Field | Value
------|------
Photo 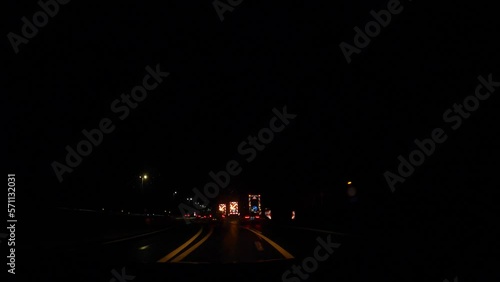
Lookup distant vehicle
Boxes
[218,194,265,223]
[241,194,263,223]
[190,210,214,223]
[241,214,262,223]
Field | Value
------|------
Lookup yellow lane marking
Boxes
[170,226,214,263]
[157,227,203,263]
[243,227,294,259]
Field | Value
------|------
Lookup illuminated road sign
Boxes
[229,201,238,214]
[218,204,227,215]
[248,194,261,215]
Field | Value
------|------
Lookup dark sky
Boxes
[5,1,500,216]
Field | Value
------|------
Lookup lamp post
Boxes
[347,181,356,197]
[140,174,148,214]
[140,174,148,190]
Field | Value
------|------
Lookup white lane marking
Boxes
[285,226,348,236]
[139,245,150,250]
[102,227,173,245]
[254,241,264,251]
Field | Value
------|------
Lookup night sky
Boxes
[5,0,500,227]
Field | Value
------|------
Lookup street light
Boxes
[140,174,148,189]
[347,181,356,197]
[139,174,148,214]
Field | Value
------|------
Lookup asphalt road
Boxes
[25,218,352,282]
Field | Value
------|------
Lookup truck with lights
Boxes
[217,194,263,222]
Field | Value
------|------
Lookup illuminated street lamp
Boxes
[347,181,356,197]
[139,174,148,214]
[140,174,148,189]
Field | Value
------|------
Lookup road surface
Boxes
[25,217,353,281]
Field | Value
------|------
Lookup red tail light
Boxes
[244,216,250,219]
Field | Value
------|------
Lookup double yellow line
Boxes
[157,226,214,263]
